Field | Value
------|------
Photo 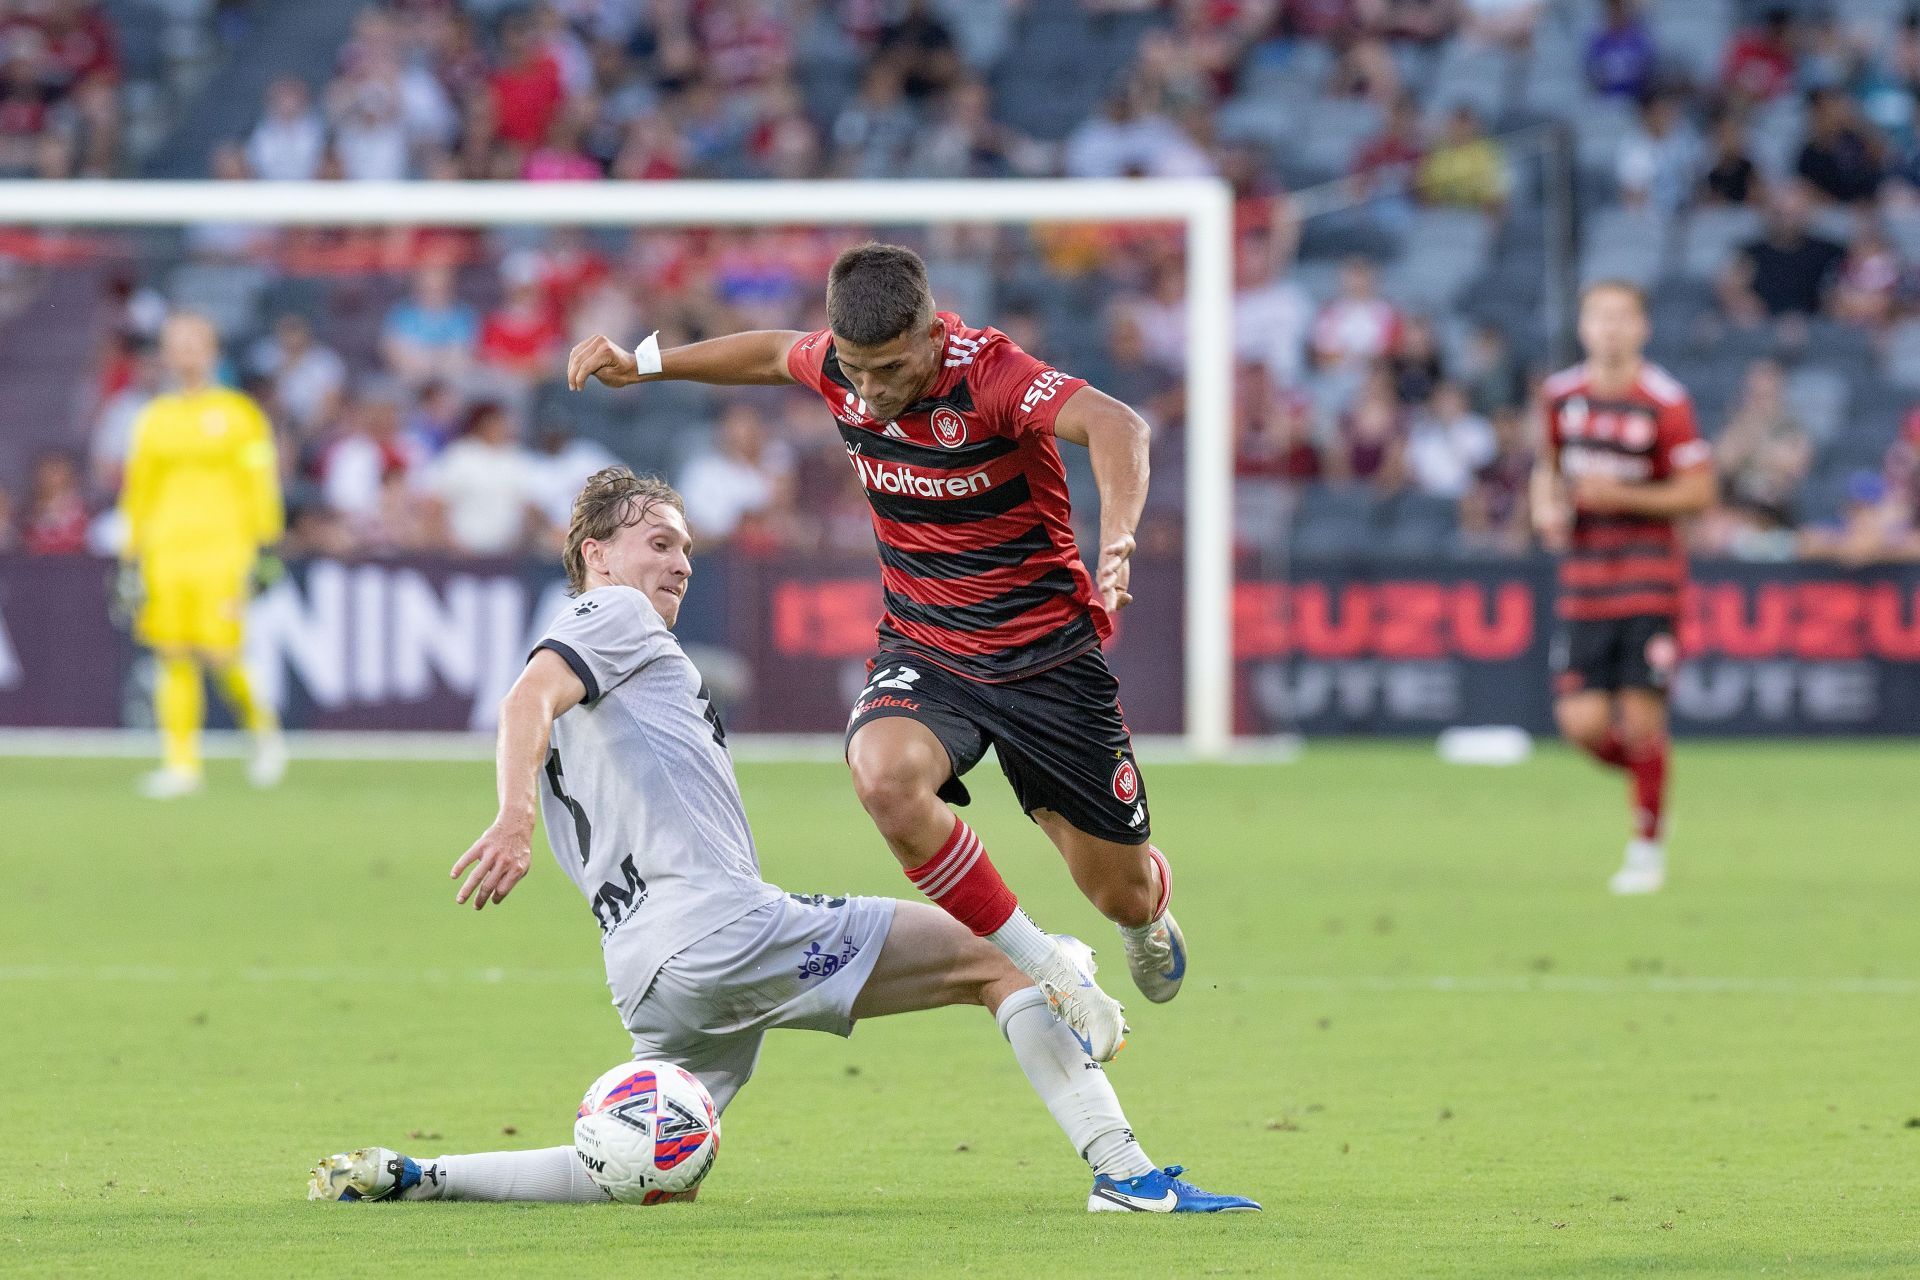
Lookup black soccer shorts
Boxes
[1550,613,1680,697]
[844,646,1150,845]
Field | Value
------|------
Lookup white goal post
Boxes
[0,178,1236,757]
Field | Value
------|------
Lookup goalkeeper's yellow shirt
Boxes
[122,386,283,570]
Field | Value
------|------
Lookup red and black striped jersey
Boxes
[786,311,1109,681]
[1542,361,1712,621]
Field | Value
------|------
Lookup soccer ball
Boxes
[573,1060,720,1203]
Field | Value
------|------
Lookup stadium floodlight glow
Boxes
[0,178,1235,757]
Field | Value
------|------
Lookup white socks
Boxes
[986,909,1061,979]
[995,986,1154,1181]
[402,1147,607,1202]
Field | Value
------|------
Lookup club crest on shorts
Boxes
[1111,758,1140,804]
[931,407,967,448]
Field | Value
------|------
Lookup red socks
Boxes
[1583,730,1632,770]
[1625,738,1668,841]
[904,817,1019,937]
[1579,730,1667,841]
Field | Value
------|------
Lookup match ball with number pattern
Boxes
[573,1060,719,1202]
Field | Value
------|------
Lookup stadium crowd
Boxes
[4,0,1920,566]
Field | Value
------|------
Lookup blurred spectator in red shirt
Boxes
[480,256,567,383]
[21,451,88,554]
[528,227,611,323]
[1722,7,1797,104]
[1312,258,1402,371]
[490,12,565,150]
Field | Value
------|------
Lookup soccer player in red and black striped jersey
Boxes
[1532,282,1715,895]
[565,243,1181,1060]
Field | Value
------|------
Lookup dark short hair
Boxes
[563,466,684,595]
[826,243,934,346]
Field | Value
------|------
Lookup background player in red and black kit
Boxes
[564,244,1181,1061]
[1532,282,1715,895]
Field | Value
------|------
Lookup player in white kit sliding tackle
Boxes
[308,467,1255,1214]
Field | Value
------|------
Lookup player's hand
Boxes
[567,335,640,391]
[451,821,532,911]
[1531,494,1570,552]
[250,552,285,598]
[1096,532,1135,612]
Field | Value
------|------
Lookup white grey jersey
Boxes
[531,585,783,998]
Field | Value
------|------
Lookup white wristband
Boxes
[633,330,662,377]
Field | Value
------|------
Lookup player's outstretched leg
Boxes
[848,717,1129,1058]
[1034,812,1185,1004]
[852,902,1257,1213]
[309,1145,609,1202]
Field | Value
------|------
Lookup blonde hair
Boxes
[562,466,685,595]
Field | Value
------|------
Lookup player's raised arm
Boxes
[566,329,807,391]
[451,648,587,911]
[1052,387,1150,613]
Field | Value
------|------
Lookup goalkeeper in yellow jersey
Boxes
[120,311,287,798]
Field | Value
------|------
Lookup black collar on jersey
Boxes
[821,342,977,417]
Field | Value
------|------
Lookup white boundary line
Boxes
[0,965,1912,995]
[0,729,1305,765]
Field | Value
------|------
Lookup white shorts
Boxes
[615,893,897,1114]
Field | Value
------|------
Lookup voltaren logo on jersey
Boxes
[1111,758,1140,804]
[850,448,990,498]
[931,407,967,448]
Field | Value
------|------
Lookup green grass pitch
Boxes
[4,743,1919,1277]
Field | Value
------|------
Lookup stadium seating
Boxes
[1,0,1915,568]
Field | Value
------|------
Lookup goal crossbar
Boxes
[0,178,1235,756]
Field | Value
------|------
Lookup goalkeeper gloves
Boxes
[109,561,143,630]
[250,551,286,597]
